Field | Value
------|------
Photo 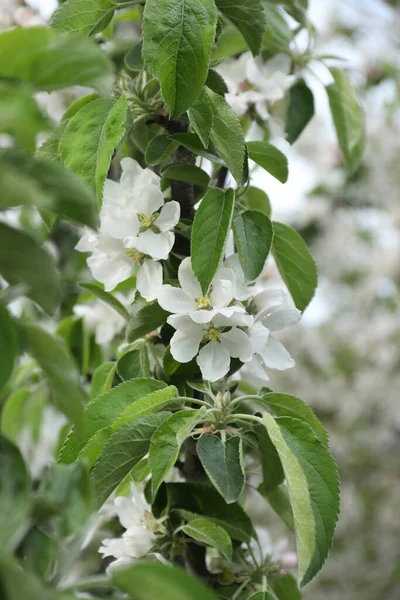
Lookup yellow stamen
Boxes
[207,328,220,342]
[195,295,211,310]
[125,249,143,262]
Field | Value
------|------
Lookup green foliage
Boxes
[0,224,60,314]
[51,0,116,36]
[215,0,266,56]
[182,517,233,560]
[247,141,289,183]
[0,306,18,395]
[240,186,271,217]
[263,414,340,586]
[191,188,235,294]
[91,362,116,398]
[232,209,273,281]
[188,88,214,147]
[197,434,245,503]
[145,135,179,165]
[286,79,315,144]
[163,163,211,187]
[60,96,128,204]
[272,221,318,311]
[0,27,114,93]
[79,282,129,320]
[127,302,169,342]
[142,0,218,117]
[327,67,365,173]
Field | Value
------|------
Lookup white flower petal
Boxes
[132,185,164,215]
[87,252,134,292]
[170,323,204,363]
[156,201,180,231]
[248,321,270,354]
[189,309,216,324]
[258,335,295,370]
[178,257,201,298]
[102,178,127,208]
[262,307,301,332]
[101,208,140,240]
[132,229,174,260]
[75,228,96,252]
[196,340,230,382]
[210,268,236,307]
[119,157,146,192]
[158,285,196,314]
[136,259,162,302]
[221,328,253,362]
[213,311,254,328]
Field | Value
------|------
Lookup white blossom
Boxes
[76,158,180,301]
[99,484,159,573]
[73,295,127,345]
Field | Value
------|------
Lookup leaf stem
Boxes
[227,413,263,425]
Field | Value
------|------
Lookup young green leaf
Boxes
[0,149,98,229]
[247,141,288,183]
[23,324,87,427]
[206,69,229,96]
[145,135,179,166]
[60,96,127,204]
[91,412,171,505]
[206,87,246,183]
[51,0,116,36]
[286,79,314,144]
[215,0,266,56]
[150,408,206,496]
[191,188,235,294]
[263,3,293,53]
[79,282,129,320]
[272,222,318,312]
[197,434,245,503]
[0,306,18,395]
[0,27,114,93]
[271,573,302,600]
[254,424,284,493]
[163,164,211,187]
[0,223,61,314]
[0,435,31,558]
[91,362,116,399]
[263,414,339,587]
[112,562,219,600]
[182,517,233,560]
[241,186,271,217]
[232,209,273,281]
[112,385,178,431]
[59,378,169,463]
[326,67,365,173]
[0,82,50,152]
[117,346,150,381]
[142,0,218,117]
[188,88,213,147]
[127,301,169,342]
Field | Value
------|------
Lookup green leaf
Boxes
[117,346,150,381]
[36,134,61,162]
[263,414,339,587]
[61,93,100,123]
[206,87,246,183]
[79,282,129,320]
[42,462,93,536]
[127,301,169,342]
[0,27,114,93]
[163,164,211,187]
[232,209,273,281]
[260,484,294,531]
[91,412,170,505]
[145,135,178,166]
[1,389,30,442]
[259,392,328,445]
[286,79,314,144]
[22,324,87,427]
[241,186,271,217]
[263,4,293,53]
[0,559,75,600]
[112,385,178,430]
[247,142,288,183]
[0,306,18,395]
[191,187,235,294]
[0,435,31,558]
[91,362,116,398]
[206,69,229,96]
[0,223,60,314]
[142,0,218,117]
[125,42,144,72]
[150,409,206,496]
[59,96,128,204]
[59,378,168,463]
[271,221,317,311]
[183,517,232,560]
[271,573,302,600]
[169,132,225,164]
[211,24,247,61]
[255,424,284,493]
[0,83,50,152]
[188,88,213,147]
[0,149,98,228]
[51,0,116,36]
[113,562,219,600]
[197,434,245,503]
[326,67,365,173]
[215,0,266,56]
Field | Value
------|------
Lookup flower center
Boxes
[139,509,157,532]
[125,249,143,262]
[138,212,158,231]
[207,328,220,342]
[195,295,211,310]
